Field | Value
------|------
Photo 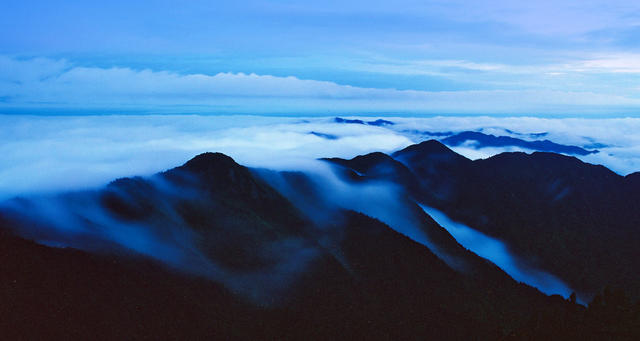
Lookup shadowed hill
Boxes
[1,151,638,339]
[336,140,640,302]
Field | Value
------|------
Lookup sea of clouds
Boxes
[1,114,640,200]
[3,114,637,301]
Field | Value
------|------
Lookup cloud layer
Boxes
[2,2,640,114]
[2,113,638,302]
[1,114,640,200]
[2,56,640,115]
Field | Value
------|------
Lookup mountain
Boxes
[322,152,418,186]
[2,152,315,280]
[330,140,640,303]
[1,150,639,339]
[441,131,598,155]
[334,117,394,126]
[309,131,339,140]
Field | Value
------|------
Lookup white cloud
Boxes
[570,54,640,74]
[0,56,70,83]
[1,114,640,200]
[351,53,640,79]
[348,59,508,76]
[0,115,412,198]
[2,56,639,114]
[387,116,640,175]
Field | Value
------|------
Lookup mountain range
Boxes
[1,141,639,339]
[440,131,598,155]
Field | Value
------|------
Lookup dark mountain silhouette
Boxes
[441,131,598,155]
[329,140,640,304]
[1,150,639,339]
[0,205,589,340]
[334,117,394,126]
[322,152,418,186]
[626,171,640,189]
[501,128,548,138]
[309,131,339,140]
[334,117,366,124]
[368,118,394,126]
[391,140,474,203]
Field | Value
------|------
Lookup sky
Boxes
[1,0,640,115]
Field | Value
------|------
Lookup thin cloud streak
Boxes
[2,56,640,115]
[2,1,639,105]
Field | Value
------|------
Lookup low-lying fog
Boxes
[0,114,636,302]
[2,115,640,199]
[419,204,576,300]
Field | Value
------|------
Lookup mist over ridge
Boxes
[2,121,640,338]
[2,113,640,306]
[2,114,640,200]
[4,1,640,338]
[419,204,574,300]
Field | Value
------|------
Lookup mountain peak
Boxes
[626,172,640,189]
[322,152,395,171]
[442,131,597,155]
[625,171,640,180]
[350,151,393,164]
[165,152,256,192]
[416,139,450,151]
[181,152,240,173]
[392,140,468,164]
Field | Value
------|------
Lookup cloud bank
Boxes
[1,114,640,200]
[1,113,638,303]
[2,56,640,115]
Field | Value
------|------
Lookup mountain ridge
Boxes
[1,148,639,339]
[441,131,598,155]
[332,139,640,302]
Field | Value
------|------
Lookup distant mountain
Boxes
[500,128,549,138]
[441,131,598,155]
[368,118,395,126]
[309,131,339,140]
[334,117,394,126]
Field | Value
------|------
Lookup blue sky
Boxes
[1,0,640,115]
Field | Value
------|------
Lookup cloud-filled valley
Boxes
[4,1,640,338]
[2,114,638,301]
[3,113,640,337]
[2,114,640,200]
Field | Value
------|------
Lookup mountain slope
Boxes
[1,151,638,339]
[334,140,640,301]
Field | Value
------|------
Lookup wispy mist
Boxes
[1,113,633,304]
[420,204,576,300]
[0,171,323,304]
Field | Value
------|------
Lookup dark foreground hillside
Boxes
[0,151,639,339]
